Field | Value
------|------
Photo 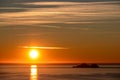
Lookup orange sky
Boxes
[0,0,120,63]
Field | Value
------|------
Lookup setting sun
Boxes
[29,49,39,59]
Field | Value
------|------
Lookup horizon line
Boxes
[0,62,120,65]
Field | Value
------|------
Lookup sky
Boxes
[0,0,120,63]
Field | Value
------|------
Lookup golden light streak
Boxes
[24,46,67,49]
[30,65,38,80]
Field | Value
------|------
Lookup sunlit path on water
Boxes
[30,65,38,80]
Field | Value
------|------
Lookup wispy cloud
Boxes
[0,0,120,31]
[22,46,67,49]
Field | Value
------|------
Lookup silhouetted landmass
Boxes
[73,63,99,68]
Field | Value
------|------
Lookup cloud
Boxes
[0,0,120,31]
[22,46,67,49]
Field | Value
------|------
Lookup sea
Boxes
[0,64,120,80]
[0,0,120,79]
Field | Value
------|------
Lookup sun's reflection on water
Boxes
[30,65,38,80]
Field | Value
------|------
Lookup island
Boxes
[73,63,99,68]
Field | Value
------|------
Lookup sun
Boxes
[29,49,39,59]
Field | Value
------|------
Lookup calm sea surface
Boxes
[0,64,120,80]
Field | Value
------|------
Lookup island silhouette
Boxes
[73,63,99,68]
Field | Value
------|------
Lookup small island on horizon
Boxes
[73,63,99,68]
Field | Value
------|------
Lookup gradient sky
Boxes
[0,0,120,63]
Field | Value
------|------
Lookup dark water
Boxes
[0,64,120,80]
